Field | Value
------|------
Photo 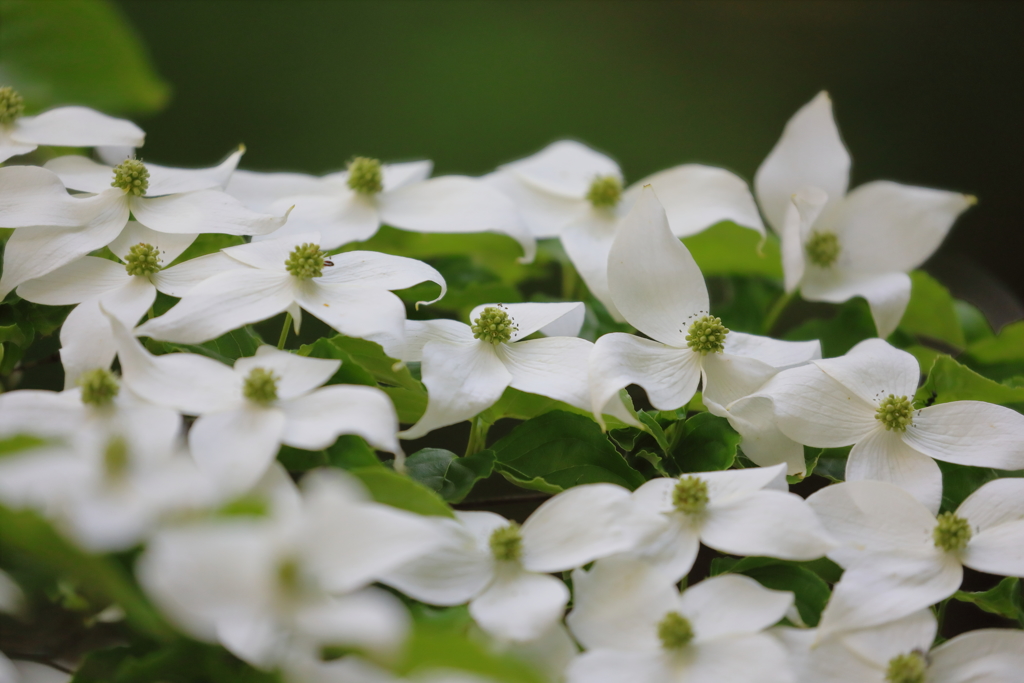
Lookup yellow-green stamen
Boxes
[586,175,622,208]
[346,156,384,195]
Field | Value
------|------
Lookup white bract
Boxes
[808,479,1024,637]
[111,316,402,493]
[485,140,763,318]
[565,557,795,683]
[381,483,656,642]
[134,231,445,345]
[756,337,1024,513]
[619,464,834,581]
[754,91,975,337]
[226,158,535,260]
[0,148,285,299]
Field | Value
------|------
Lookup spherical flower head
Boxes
[876,394,913,432]
[586,175,622,208]
[805,230,841,268]
[103,436,130,481]
[243,367,280,406]
[933,512,972,552]
[673,476,709,515]
[347,156,384,195]
[124,243,162,277]
[657,611,694,650]
[0,86,25,125]
[885,651,926,683]
[685,315,729,355]
[472,306,518,345]
[111,159,150,196]
[489,522,522,562]
[285,242,327,280]
[78,368,120,407]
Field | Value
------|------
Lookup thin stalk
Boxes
[277,312,293,350]
[465,416,492,457]
[762,290,794,335]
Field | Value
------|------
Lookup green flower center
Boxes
[472,306,517,345]
[685,315,729,355]
[103,436,130,481]
[657,611,694,650]
[78,369,120,407]
[346,156,384,195]
[885,651,927,683]
[586,175,622,208]
[933,512,972,552]
[673,476,709,515]
[805,230,841,267]
[489,522,522,562]
[0,86,25,125]
[243,367,279,406]
[285,242,327,279]
[111,159,150,196]
[876,394,913,432]
[124,242,162,277]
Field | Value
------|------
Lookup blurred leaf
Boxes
[952,577,1024,626]
[917,355,1024,408]
[682,221,782,278]
[783,297,877,358]
[322,335,423,391]
[298,337,377,387]
[899,271,965,349]
[813,446,851,482]
[954,300,993,344]
[166,234,246,267]
[937,460,1024,514]
[638,412,672,455]
[397,626,546,683]
[72,641,282,683]
[479,386,636,431]
[349,467,454,518]
[145,326,263,364]
[708,275,783,334]
[0,0,170,114]
[962,320,1024,381]
[708,556,837,626]
[327,434,382,469]
[0,322,29,347]
[670,412,741,473]
[405,448,495,503]
[0,433,48,458]
[488,411,645,492]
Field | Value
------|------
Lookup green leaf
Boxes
[327,434,383,469]
[670,412,741,473]
[349,467,454,518]
[708,556,835,627]
[72,641,282,683]
[479,386,637,431]
[682,221,782,278]
[0,322,29,347]
[812,446,850,482]
[899,271,966,349]
[144,326,263,364]
[952,577,1024,626]
[638,411,672,456]
[321,335,423,391]
[298,337,377,387]
[963,320,1024,381]
[937,460,1024,514]
[0,0,170,115]
[488,411,645,493]
[397,626,546,683]
[783,297,877,358]
[918,355,1024,408]
[165,234,246,267]
[405,448,496,503]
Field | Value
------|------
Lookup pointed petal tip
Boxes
[238,143,247,154]
[965,194,978,206]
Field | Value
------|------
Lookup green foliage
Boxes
[165,234,246,268]
[396,626,546,683]
[809,446,851,482]
[405,448,496,503]
[145,326,264,364]
[783,297,877,358]
[937,460,1024,514]
[899,271,966,349]
[349,466,455,518]
[709,556,835,627]
[670,412,742,474]
[961,320,1024,381]
[917,355,1024,409]
[952,577,1024,627]
[682,221,782,279]
[71,641,282,683]
[298,337,377,387]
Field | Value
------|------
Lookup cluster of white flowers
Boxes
[0,86,1022,683]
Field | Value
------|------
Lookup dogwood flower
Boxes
[755,337,1024,513]
[565,557,795,683]
[381,483,655,642]
[134,231,446,346]
[0,148,285,299]
[754,92,975,337]
[138,468,439,671]
[111,316,403,493]
[485,140,763,317]
[376,301,634,439]
[807,479,1024,637]
[589,187,820,437]
[619,464,834,581]
[225,158,535,260]
[0,87,144,163]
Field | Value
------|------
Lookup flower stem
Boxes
[465,416,491,457]
[277,312,293,350]
[762,290,794,335]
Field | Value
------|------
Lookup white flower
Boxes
[485,140,763,318]
[226,158,535,260]
[807,479,1024,637]
[381,483,654,642]
[134,231,446,346]
[619,464,834,581]
[138,468,440,670]
[755,337,1024,512]
[0,148,286,299]
[110,315,403,493]
[376,301,634,440]
[754,92,975,337]
[0,87,144,163]
[15,221,199,388]
[589,187,820,447]
[565,557,795,683]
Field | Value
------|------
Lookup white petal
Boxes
[256,192,380,249]
[40,155,129,195]
[623,164,765,238]
[961,520,1024,578]
[131,189,287,236]
[378,175,535,263]
[189,407,287,494]
[724,396,809,475]
[846,427,943,514]
[295,588,409,656]
[836,609,936,672]
[702,462,789,498]
[560,210,623,319]
[234,345,338,400]
[681,574,793,640]
[815,338,919,405]
[780,186,828,292]
[371,318,471,363]
[682,636,794,683]
[754,91,850,232]
[295,281,409,343]
[280,385,400,454]
[955,477,1024,532]
[16,255,127,305]
[108,220,197,264]
[802,269,912,338]
[0,390,84,438]
[700,351,777,413]
[566,650,670,683]
[701,490,834,561]
[142,148,244,195]
[904,401,1024,470]
[380,160,434,191]
[222,231,305,271]
[501,139,621,199]
[496,336,599,414]
[136,270,296,344]
[12,106,144,148]
[95,145,135,166]
[482,169,587,238]
[217,615,286,669]
[225,169,336,212]
[317,251,447,306]
[0,166,122,227]
[469,301,585,342]
[469,564,569,642]
[724,331,821,369]
[400,341,510,439]
[0,126,37,163]
[151,252,252,297]
[607,186,709,345]
[9,660,73,683]
[521,483,642,572]
[623,513,701,582]
[928,628,1024,683]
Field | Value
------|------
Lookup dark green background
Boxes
[118,0,1023,308]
